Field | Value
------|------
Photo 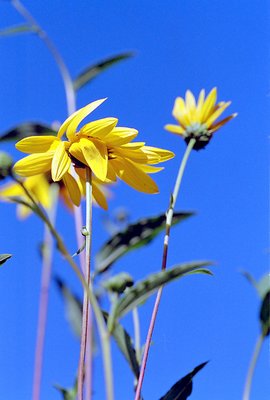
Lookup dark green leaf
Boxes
[109,261,212,329]
[103,311,140,378]
[0,24,36,37]
[260,290,270,337]
[54,383,77,400]
[0,122,57,142]
[0,254,12,266]
[6,196,36,213]
[95,212,194,274]
[159,361,208,400]
[54,276,82,338]
[73,52,134,91]
[103,272,134,294]
[0,152,13,180]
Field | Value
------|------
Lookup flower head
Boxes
[165,88,237,150]
[14,99,174,205]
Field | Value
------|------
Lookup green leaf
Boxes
[109,261,212,329]
[242,271,270,299]
[6,196,36,213]
[95,211,194,274]
[103,272,134,294]
[159,361,208,400]
[54,276,82,338]
[0,24,36,37]
[0,254,12,266]
[260,290,270,337]
[103,311,140,378]
[54,383,77,400]
[0,122,57,142]
[0,152,13,180]
[73,52,134,91]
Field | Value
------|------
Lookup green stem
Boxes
[243,332,265,400]
[132,308,141,366]
[11,0,76,115]
[134,138,196,400]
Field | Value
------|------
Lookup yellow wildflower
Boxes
[14,99,174,203]
[0,174,51,219]
[165,88,237,150]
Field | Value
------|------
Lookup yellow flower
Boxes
[14,99,174,201]
[0,174,51,219]
[165,88,237,150]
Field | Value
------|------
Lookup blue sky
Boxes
[0,1,269,399]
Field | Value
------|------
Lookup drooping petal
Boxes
[80,117,117,138]
[104,127,138,146]
[15,136,58,153]
[80,138,108,181]
[51,141,71,181]
[209,113,237,133]
[164,124,185,136]
[62,172,81,206]
[110,158,159,194]
[13,152,53,176]
[27,175,51,209]
[66,99,107,141]
[69,142,88,166]
[92,180,108,210]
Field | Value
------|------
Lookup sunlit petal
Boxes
[105,127,138,146]
[80,117,117,138]
[52,141,71,181]
[15,136,59,154]
[80,138,108,181]
[13,153,53,176]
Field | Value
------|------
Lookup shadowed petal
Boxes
[110,158,159,194]
[92,180,108,210]
[62,172,81,206]
[52,141,71,181]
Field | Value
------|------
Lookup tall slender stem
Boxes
[78,168,93,400]
[243,332,265,400]
[135,138,196,400]
[11,0,76,116]
[32,184,59,400]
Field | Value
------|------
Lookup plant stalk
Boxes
[134,138,196,400]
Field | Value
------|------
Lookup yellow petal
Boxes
[92,181,108,210]
[172,97,190,126]
[104,127,138,146]
[30,174,51,209]
[62,172,81,206]
[142,146,175,163]
[51,141,71,181]
[111,147,148,163]
[209,113,237,133]
[204,101,231,128]
[58,109,81,139]
[137,165,164,174]
[110,158,159,194]
[66,99,107,141]
[13,152,53,176]
[16,136,59,154]
[80,138,108,181]
[164,124,185,136]
[80,117,117,138]
[196,89,205,119]
[69,142,88,166]
[0,182,23,197]
[201,87,217,122]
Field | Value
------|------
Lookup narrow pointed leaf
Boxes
[159,361,208,400]
[103,311,140,378]
[0,254,12,266]
[0,123,57,142]
[95,211,194,274]
[0,24,36,37]
[260,290,270,337]
[242,271,270,299]
[110,261,212,326]
[7,196,37,213]
[73,52,134,91]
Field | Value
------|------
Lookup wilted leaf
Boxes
[159,361,208,400]
[95,212,194,274]
[73,52,134,91]
[0,24,36,37]
[54,276,82,338]
[260,290,270,337]
[0,122,57,142]
[0,254,12,266]
[109,261,212,329]
[54,383,77,400]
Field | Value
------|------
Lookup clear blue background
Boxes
[0,1,269,399]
